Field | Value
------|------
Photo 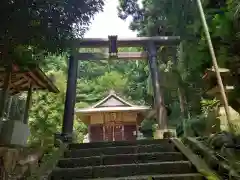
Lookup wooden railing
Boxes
[171,138,221,180]
[183,137,240,180]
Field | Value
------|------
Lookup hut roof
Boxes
[0,63,59,95]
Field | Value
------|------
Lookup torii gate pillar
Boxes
[61,55,78,142]
[147,43,167,130]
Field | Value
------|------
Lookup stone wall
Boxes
[0,146,44,179]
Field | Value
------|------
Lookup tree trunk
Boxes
[158,91,167,130]
[178,87,187,118]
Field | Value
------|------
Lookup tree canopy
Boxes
[117,0,240,134]
[0,0,104,64]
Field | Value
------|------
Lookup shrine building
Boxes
[75,90,150,142]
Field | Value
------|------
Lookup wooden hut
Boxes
[0,63,59,145]
[75,90,150,142]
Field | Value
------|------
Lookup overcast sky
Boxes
[84,0,137,38]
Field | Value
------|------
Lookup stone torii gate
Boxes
[60,36,180,142]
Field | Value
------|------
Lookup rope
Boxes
[196,0,233,132]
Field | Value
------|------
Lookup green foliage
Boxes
[176,98,221,137]
[229,120,240,135]
[41,53,68,72]
[28,55,87,146]
[96,71,128,92]
[29,71,66,146]
[141,118,156,131]
[118,0,206,118]
[201,98,220,115]
[118,0,240,134]
[0,0,104,52]
[0,0,104,68]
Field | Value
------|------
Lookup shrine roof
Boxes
[0,63,59,95]
[75,90,150,114]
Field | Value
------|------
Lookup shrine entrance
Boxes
[75,90,149,142]
[103,112,124,141]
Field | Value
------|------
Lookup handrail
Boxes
[171,138,221,180]
[184,137,240,180]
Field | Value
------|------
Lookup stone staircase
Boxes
[49,139,206,179]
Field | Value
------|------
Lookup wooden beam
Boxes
[0,73,26,86]
[75,52,147,60]
[9,80,31,94]
[33,68,59,93]
[71,36,181,48]
[9,80,28,94]
[27,72,46,89]
[10,84,38,95]
[11,77,28,87]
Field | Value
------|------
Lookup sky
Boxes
[84,0,137,38]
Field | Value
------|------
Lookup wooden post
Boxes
[112,121,115,141]
[135,123,138,140]
[147,43,159,119]
[0,65,11,121]
[121,124,124,141]
[103,124,106,141]
[136,113,142,140]
[23,83,33,124]
[159,48,168,129]
[147,42,167,130]
[62,55,78,142]
[88,125,91,142]
[6,96,12,119]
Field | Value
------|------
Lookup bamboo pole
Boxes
[196,0,232,130]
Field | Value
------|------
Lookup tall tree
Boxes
[0,0,104,64]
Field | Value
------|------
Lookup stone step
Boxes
[64,144,177,158]
[68,139,172,150]
[50,161,194,179]
[86,173,204,180]
[58,152,186,168]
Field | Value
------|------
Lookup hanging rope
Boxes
[196,0,232,131]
